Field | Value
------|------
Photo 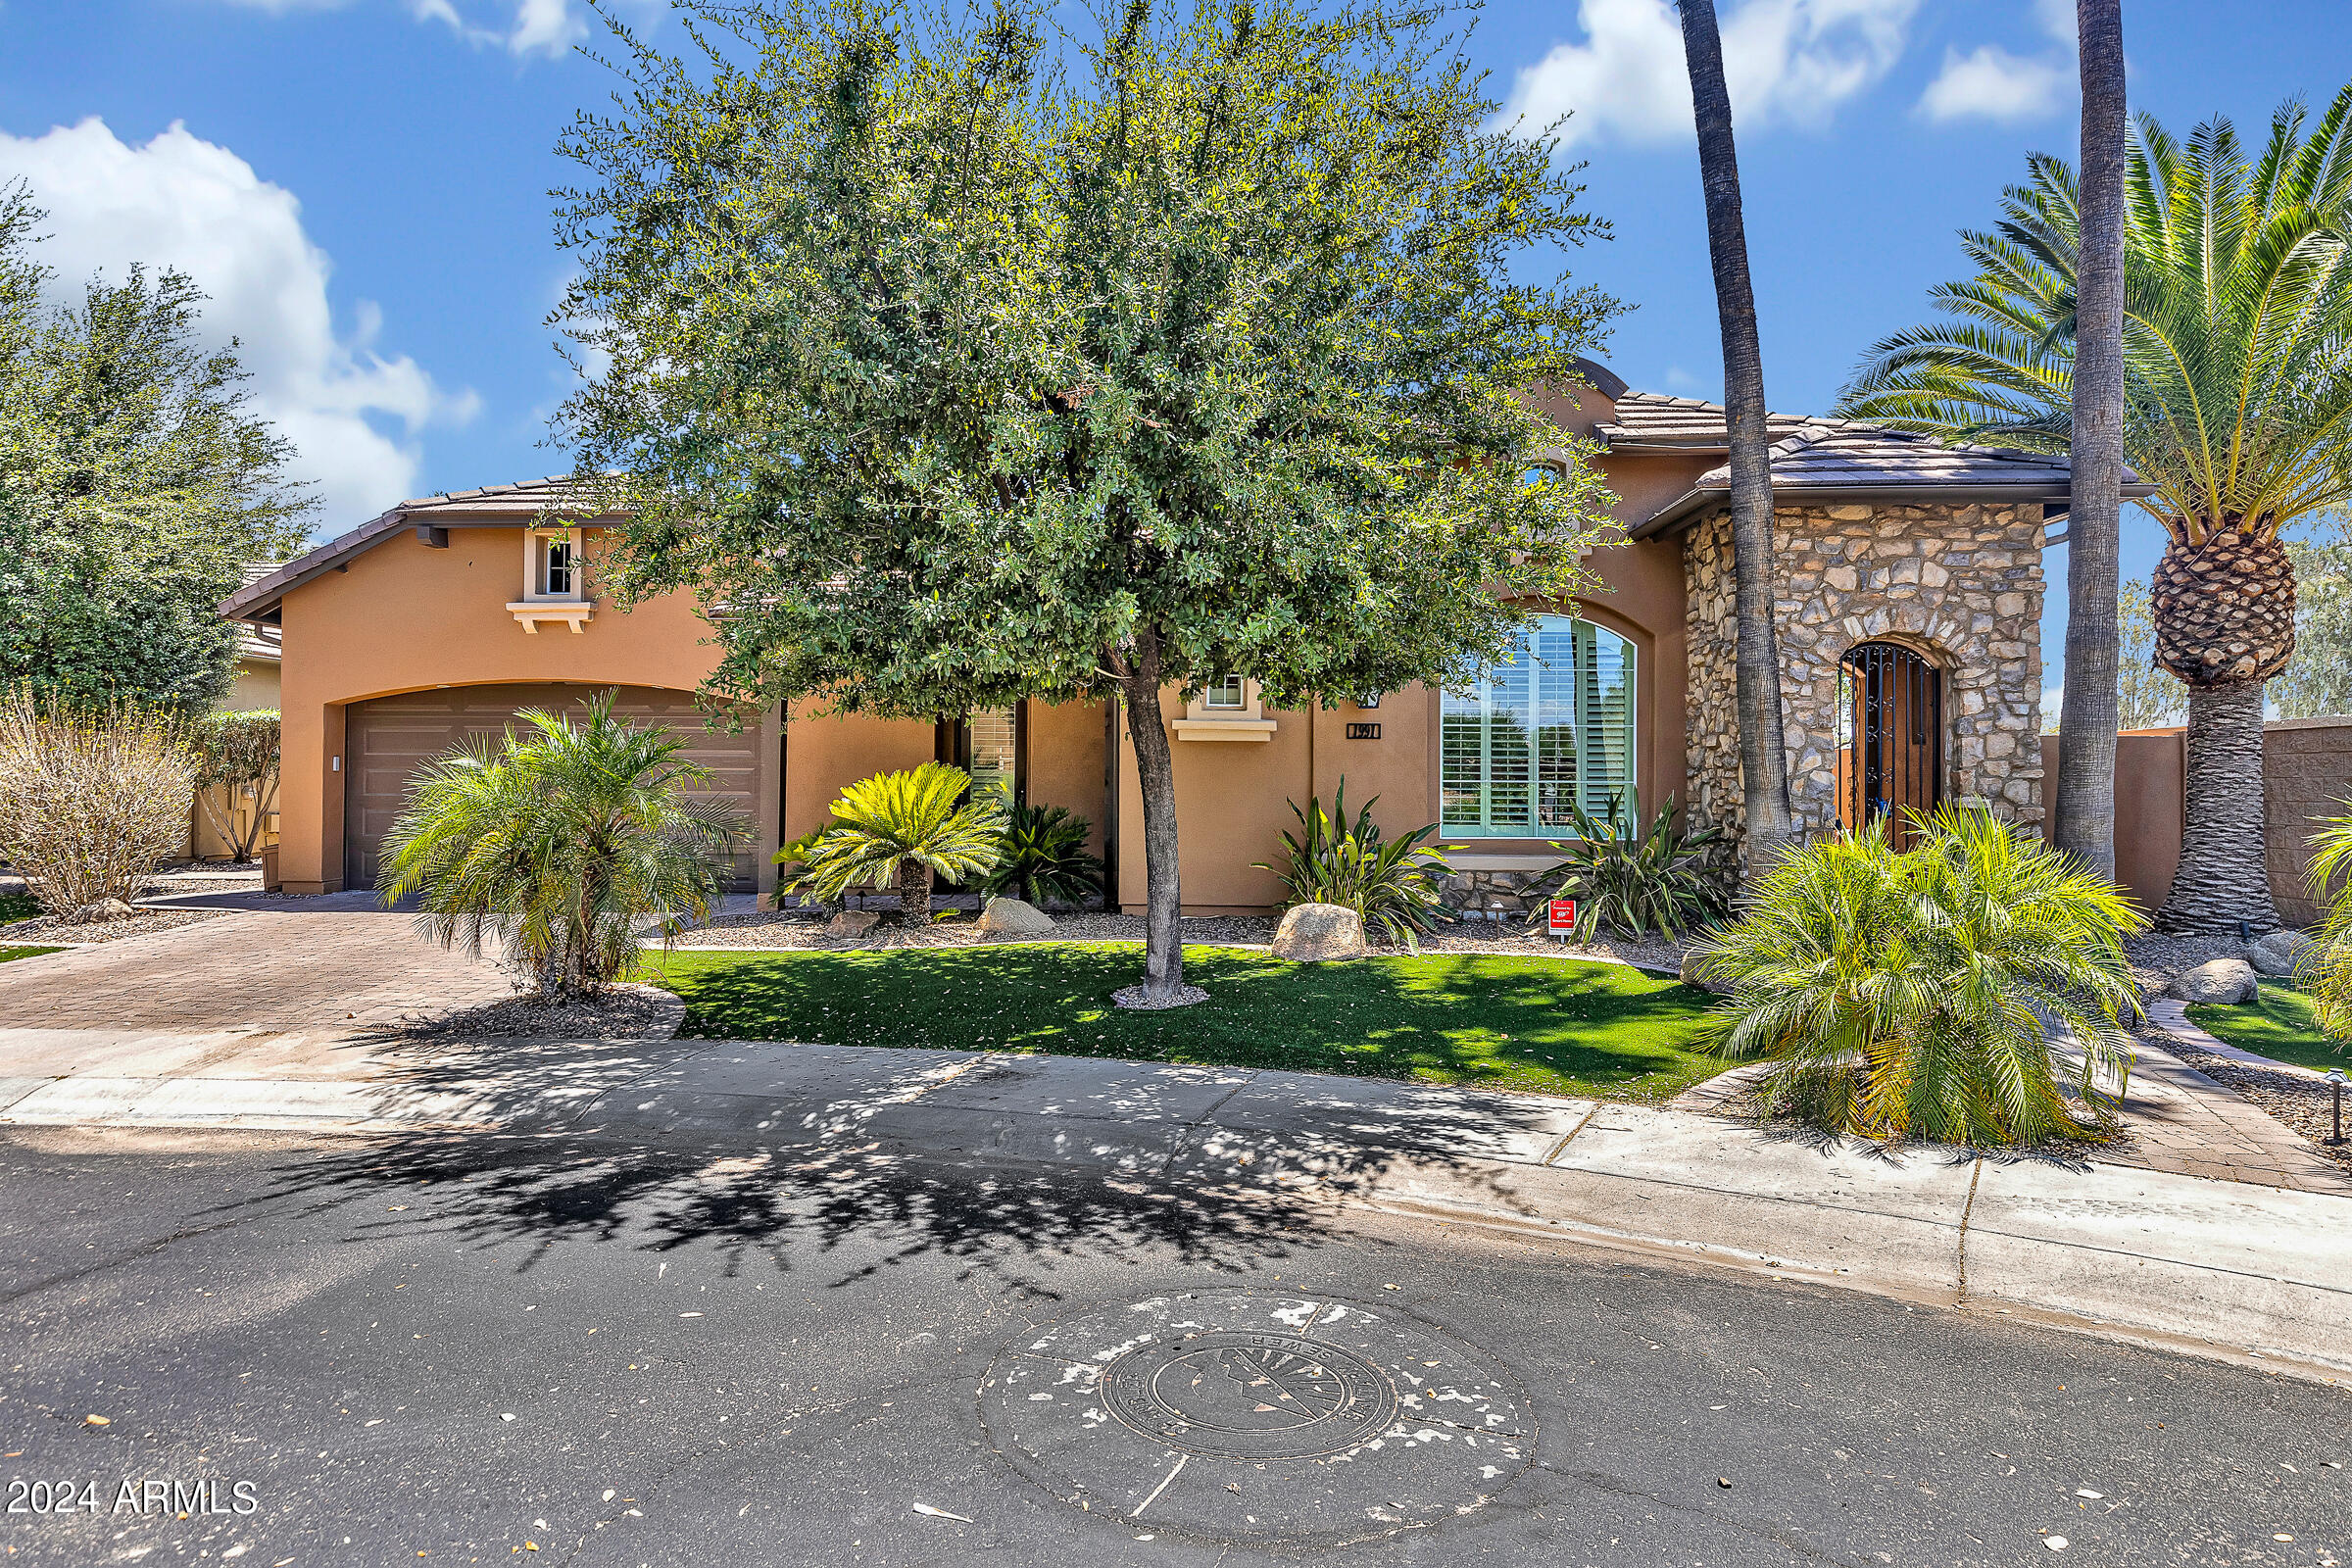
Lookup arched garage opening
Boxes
[342,683,762,891]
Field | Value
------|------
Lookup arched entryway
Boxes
[1837,642,1943,846]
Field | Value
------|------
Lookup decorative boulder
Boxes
[2249,929,2315,978]
[1270,903,1366,961]
[68,898,137,924]
[824,908,881,939]
[2166,957,2259,1005]
[976,896,1055,935]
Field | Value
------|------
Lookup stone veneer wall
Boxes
[1684,502,2046,860]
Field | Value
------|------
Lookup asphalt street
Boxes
[0,1123,2345,1567]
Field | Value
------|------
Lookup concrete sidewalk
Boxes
[3,1026,2348,1384]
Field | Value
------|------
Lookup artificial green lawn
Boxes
[644,943,1727,1102]
[0,891,37,925]
[2187,981,2352,1073]
[0,945,63,963]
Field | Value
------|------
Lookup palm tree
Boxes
[1677,0,1795,879]
[1839,86,2352,933]
[2051,0,2128,879]
[790,761,1006,920]
[1690,807,2146,1148]
[378,690,748,997]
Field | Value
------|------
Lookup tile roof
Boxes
[1595,390,1834,449]
[1631,423,2147,537]
[221,478,612,621]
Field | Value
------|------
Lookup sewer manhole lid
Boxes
[981,1290,1535,1545]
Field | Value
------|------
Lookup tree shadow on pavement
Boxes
[219,1127,1369,1289]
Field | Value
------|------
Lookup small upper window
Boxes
[1202,674,1247,710]
[541,537,576,598]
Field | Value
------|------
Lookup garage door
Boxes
[344,684,764,891]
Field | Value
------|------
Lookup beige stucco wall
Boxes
[273,524,779,895]
[223,655,281,712]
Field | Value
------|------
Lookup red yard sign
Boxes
[1546,899,1578,937]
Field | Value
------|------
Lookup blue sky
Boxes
[2,0,2348,700]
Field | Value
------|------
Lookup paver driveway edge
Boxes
[3,1033,2349,1385]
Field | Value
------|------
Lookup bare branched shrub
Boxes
[0,687,196,918]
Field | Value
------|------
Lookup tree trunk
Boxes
[2156,678,2278,934]
[1678,0,1794,881]
[897,858,933,921]
[1114,627,1204,1007]
[2051,0,2128,879]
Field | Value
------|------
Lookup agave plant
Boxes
[2301,802,2352,1045]
[985,802,1103,909]
[1254,781,1450,951]
[792,761,1006,919]
[1688,806,2146,1148]
[1535,796,1725,942]
[377,690,748,997]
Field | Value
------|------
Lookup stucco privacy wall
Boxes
[1684,502,2046,850]
[274,526,780,895]
[2264,717,2352,927]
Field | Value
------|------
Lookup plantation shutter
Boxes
[1440,616,1637,838]
[967,707,1018,806]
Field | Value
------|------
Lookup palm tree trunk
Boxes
[2051,0,2128,878]
[1114,626,1202,1007]
[1678,0,1794,880]
[897,858,933,921]
[2156,679,2278,934]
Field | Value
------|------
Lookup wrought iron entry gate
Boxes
[1838,642,1942,845]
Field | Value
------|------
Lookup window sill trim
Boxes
[1171,718,1276,742]
[509,601,593,633]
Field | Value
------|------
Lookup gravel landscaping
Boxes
[670,907,1687,971]
[2122,931,2261,999]
[2161,1036,2352,1175]
[403,982,685,1040]
[0,907,230,945]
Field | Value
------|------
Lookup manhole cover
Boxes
[981,1290,1535,1545]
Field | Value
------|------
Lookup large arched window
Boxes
[1442,615,1637,837]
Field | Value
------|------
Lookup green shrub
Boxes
[986,803,1102,908]
[2304,801,2352,1042]
[190,709,280,862]
[1535,795,1725,941]
[1255,781,1450,950]
[378,690,747,997]
[1688,807,2145,1148]
[786,761,1005,920]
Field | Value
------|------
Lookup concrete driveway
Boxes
[0,892,513,1049]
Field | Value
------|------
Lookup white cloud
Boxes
[1495,0,1923,149]
[218,0,595,57]
[1917,43,2069,122]
[1917,0,2078,124]
[0,118,477,528]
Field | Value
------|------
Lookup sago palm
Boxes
[795,761,1005,919]
[1839,86,2352,933]
[2301,803,2352,1047]
[1689,808,2146,1148]
[377,691,748,998]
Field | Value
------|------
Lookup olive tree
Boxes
[552,0,1621,1004]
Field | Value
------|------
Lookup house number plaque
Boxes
[1345,722,1381,740]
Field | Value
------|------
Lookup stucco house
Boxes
[221,363,2089,910]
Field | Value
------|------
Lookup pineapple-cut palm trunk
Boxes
[2156,679,2278,934]
[898,859,932,921]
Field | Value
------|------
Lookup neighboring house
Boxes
[221,363,2108,909]
[188,585,283,862]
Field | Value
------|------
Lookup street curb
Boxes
[4,1040,2349,1387]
